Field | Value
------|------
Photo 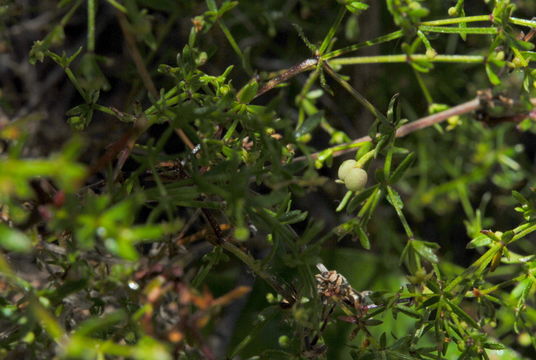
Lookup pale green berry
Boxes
[518,332,531,347]
[338,159,357,180]
[344,167,368,192]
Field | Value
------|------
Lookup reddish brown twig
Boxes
[292,97,482,162]
[255,58,318,99]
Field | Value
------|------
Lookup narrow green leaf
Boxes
[295,111,324,138]
[483,342,506,350]
[485,63,501,85]
[346,2,369,14]
[356,224,370,249]
[386,186,404,211]
[347,185,378,213]
[31,302,64,341]
[512,190,528,205]
[74,310,127,337]
[0,224,32,253]
[389,152,416,184]
[466,234,491,249]
[411,240,439,263]
[237,80,258,104]
[277,210,308,225]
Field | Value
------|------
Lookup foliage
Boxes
[1,0,536,359]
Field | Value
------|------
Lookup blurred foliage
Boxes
[1,0,536,359]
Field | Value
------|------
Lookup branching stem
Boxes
[293,97,482,162]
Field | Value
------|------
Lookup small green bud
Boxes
[448,7,457,16]
[219,85,230,96]
[518,332,531,347]
[512,56,525,68]
[278,335,290,347]
[426,48,437,59]
[266,293,276,303]
[234,227,250,241]
[298,133,312,143]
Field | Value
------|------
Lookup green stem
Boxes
[355,150,375,168]
[421,15,491,26]
[217,20,251,74]
[144,87,179,115]
[319,6,347,55]
[322,15,508,60]
[417,30,435,55]
[104,0,127,13]
[387,186,414,238]
[322,63,384,120]
[419,25,497,35]
[64,67,89,103]
[444,246,498,293]
[322,30,403,60]
[296,65,322,106]
[509,17,536,28]
[61,0,83,27]
[336,190,353,212]
[283,16,536,86]
[474,274,526,296]
[87,0,96,52]
[414,69,433,105]
[511,223,536,243]
[329,54,485,66]
[93,104,116,116]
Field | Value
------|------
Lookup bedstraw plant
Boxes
[1,0,536,359]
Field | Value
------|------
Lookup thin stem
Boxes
[253,15,536,100]
[293,97,481,162]
[296,63,322,106]
[93,104,117,117]
[322,30,403,60]
[145,87,178,115]
[419,25,497,35]
[322,63,384,120]
[319,6,347,55]
[255,58,318,98]
[509,17,536,28]
[64,67,89,103]
[116,12,158,97]
[329,54,485,66]
[60,0,83,27]
[414,69,433,105]
[421,15,491,26]
[217,19,251,74]
[444,246,499,293]
[336,190,353,212]
[355,150,375,168]
[104,0,127,13]
[87,0,96,52]
[511,223,536,243]
[387,186,414,238]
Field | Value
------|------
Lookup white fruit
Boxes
[338,159,357,180]
[343,167,368,192]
